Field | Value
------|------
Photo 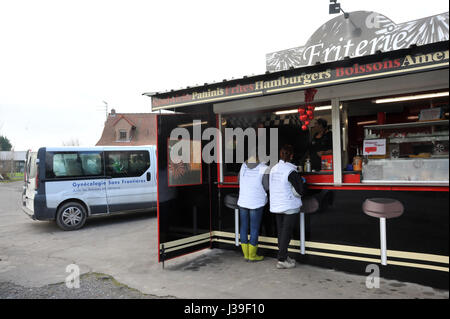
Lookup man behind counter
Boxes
[309,118,332,171]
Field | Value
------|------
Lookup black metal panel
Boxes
[306,190,449,256]
[214,187,449,288]
[218,188,449,254]
[157,112,215,262]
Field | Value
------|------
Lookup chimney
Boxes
[110,109,116,117]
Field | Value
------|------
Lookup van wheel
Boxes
[56,202,87,231]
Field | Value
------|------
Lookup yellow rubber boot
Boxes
[241,243,249,261]
[249,244,264,262]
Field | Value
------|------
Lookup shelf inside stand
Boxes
[364,120,449,130]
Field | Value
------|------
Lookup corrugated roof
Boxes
[0,151,27,161]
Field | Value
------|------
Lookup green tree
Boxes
[0,135,12,151]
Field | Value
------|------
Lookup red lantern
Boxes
[298,108,305,115]
[307,105,314,110]
[300,114,308,121]
[306,110,313,116]
[301,125,308,131]
[304,120,310,126]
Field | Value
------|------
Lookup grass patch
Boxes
[0,173,23,182]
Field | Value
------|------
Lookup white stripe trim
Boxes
[160,232,211,250]
[164,238,211,254]
[212,231,449,268]
[161,231,449,272]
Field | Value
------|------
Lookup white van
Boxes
[22,146,157,230]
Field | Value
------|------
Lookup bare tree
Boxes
[62,138,80,146]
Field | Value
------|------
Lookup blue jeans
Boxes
[239,206,264,246]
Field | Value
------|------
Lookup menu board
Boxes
[167,139,202,187]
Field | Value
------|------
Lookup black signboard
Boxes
[152,47,449,110]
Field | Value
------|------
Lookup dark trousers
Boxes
[275,213,297,262]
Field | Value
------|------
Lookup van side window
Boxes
[106,151,150,178]
[46,152,104,179]
[80,153,103,175]
[27,153,37,179]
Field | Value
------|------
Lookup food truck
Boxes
[144,11,449,289]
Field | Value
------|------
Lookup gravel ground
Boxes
[0,272,176,299]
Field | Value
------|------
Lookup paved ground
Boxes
[0,181,448,299]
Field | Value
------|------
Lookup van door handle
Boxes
[146,172,151,181]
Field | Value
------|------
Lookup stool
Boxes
[299,196,320,255]
[362,198,404,266]
[224,194,240,247]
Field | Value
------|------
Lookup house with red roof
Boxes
[96,109,157,146]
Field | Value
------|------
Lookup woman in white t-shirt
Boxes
[237,154,269,262]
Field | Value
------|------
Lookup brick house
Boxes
[96,109,157,146]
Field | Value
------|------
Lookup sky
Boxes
[0,0,448,151]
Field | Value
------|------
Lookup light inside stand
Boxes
[374,92,449,104]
